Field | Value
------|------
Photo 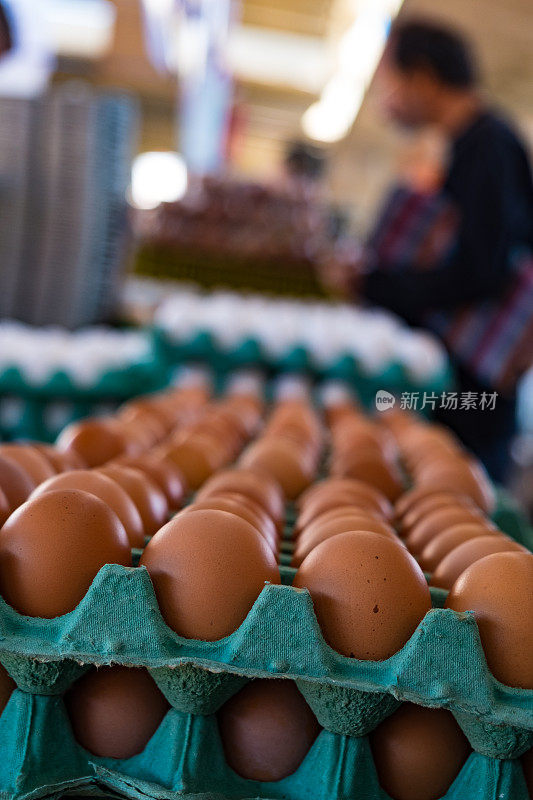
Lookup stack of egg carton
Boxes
[0,84,138,328]
[0,459,531,793]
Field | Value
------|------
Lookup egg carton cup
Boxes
[0,692,531,800]
[0,563,532,762]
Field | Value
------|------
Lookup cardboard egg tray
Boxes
[0,492,531,800]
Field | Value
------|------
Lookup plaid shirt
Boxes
[366,185,533,393]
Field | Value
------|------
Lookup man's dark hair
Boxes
[389,19,478,89]
[0,1,13,57]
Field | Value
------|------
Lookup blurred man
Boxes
[324,19,533,482]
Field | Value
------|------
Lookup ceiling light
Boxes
[130,151,188,210]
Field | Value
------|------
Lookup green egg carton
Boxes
[0,561,532,760]
[0,690,531,800]
[0,362,169,442]
[0,483,531,799]
[152,327,454,403]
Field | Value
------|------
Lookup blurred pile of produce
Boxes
[133,176,341,296]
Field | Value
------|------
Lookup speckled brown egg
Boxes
[446,551,533,688]
[65,666,169,759]
[430,535,528,590]
[370,703,471,800]
[406,506,485,555]
[113,455,186,510]
[0,664,15,716]
[0,445,55,485]
[99,465,169,537]
[293,531,431,659]
[293,513,398,567]
[32,470,144,548]
[0,454,36,512]
[139,509,280,640]
[57,417,140,467]
[419,523,499,572]
[0,489,131,617]
[217,679,321,781]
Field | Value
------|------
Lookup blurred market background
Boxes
[0,0,531,512]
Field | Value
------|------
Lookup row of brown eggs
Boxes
[0,382,208,527]
[386,410,533,690]
[9,658,531,800]
[238,399,324,500]
[326,399,405,502]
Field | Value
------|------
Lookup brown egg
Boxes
[419,523,499,572]
[0,664,15,716]
[32,470,144,548]
[217,679,321,781]
[293,514,398,567]
[296,488,390,534]
[298,478,392,520]
[32,444,85,473]
[331,451,404,503]
[57,417,141,467]
[139,510,280,640]
[395,485,465,520]
[0,488,10,527]
[119,406,168,444]
[299,504,383,533]
[161,435,226,490]
[0,445,55,485]
[446,552,533,688]
[0,489,131,617]
[240,438,315,500]
[204,492,279,545]
[430,535,528,590]
[370,703,471,800]
[400,493,474,534]
[418,462,495,514]
[293,532,431,659]
[65,666,169,759]
[0,455,36,512]
[197,469,284,528]
[406,506,484,555]
[181,497,277,553]
[522,747,533,798]
[99,465,169,537]
[114,455,186,510]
